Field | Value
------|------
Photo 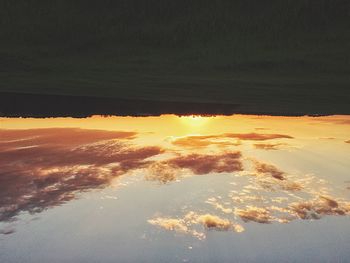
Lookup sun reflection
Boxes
[179,115,211,127]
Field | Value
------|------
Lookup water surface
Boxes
[1,115,350,262]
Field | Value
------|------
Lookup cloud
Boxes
[171,132,293,148]
[148,183,350,237]
[231,194,265,204]
[148,211,244,240]
[311,116,350,125]
[194,214,243,232]
[253,177,303,192]
[235,206,273,224]
[3,125,349,238]
[166,152,243,175]
[148,218,188,233]
[280,181,303,191]
[319,137,336,140]
[345,140,350,144]
[248,159,305,192]
[253,143,288,150]
[223,133,293,141]
[145,162,178,183]
[171,135,240,148]
[0,157,160,222]
[206,197,233,214]
[0,128,163,222]
[0,128,136,151]
[289,196,350,220]
[254,127,269,131]
[0,140,162,170]
[253,160,286,180]
[145,151,243,183]
[0,228,15,235]
[231,195,350,225]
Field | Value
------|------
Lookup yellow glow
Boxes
[179,115,211,127]
[1,115,350,141]
[1,114,350,235]
[1,114,350,160]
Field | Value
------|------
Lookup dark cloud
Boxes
[145,151,243,183]
[253,143,287,150]
[253,160,286,180]
[0,141,162,170]
[289,196,350,220]
[0,128,163,222]
[0,227,15,235]
[224,133,293,141]
[166,151,243,175]
[345,140,350,144]
[0,128,136,151]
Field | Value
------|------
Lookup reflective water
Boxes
[1,115,350,263]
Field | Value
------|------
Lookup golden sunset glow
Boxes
[2,115,350,142]
[180,115,210,126]
[1,114,350,242]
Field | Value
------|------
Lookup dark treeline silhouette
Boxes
[0,0,349,115]
[0,91,240,117]
[1,91,347,117]
[1,0,348,47]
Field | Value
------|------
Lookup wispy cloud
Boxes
[253,160,286,180]
[171,132,293,149]
[0,128,163,222]
[171,135,240,148]
[145,151,243,183]
[145,162,179,184]
[310,116,350,126]
[0,128,136,151]
[235,206,273,224]
[289,196,350,220]
[165,151,243,175]
[253,143,289,150]
[148,211,244,240]
[224,133,293,141]
[0,227,15,235]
